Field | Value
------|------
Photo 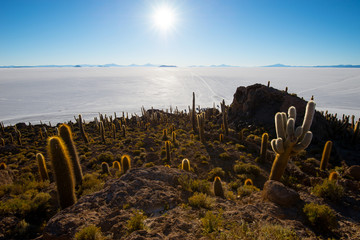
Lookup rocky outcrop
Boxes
[262,180,300,207]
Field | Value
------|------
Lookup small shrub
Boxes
[74,225,105,240]
[201,210,223,234]
[207,167,225,181]
[97,152,114,163]
[303,203,337,230]
[235,144,246,151]
[144,162,155,168]
[126,210,147,233]
[233,162,260,176]
[178,175,211,194]
[188,192,214,209]
[237,185,260,198]
[79,173,104,196]
[219,152,231,160]
[312,179,344,201]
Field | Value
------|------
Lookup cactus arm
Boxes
[275,138,285,154]
[288,106,296,120]
[271,139,279,154]
[275,113,286,139]
[295,126,303,138]
[292,131,313,153]
[301,101,316,139]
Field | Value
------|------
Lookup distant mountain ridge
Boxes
[264,63,360,68]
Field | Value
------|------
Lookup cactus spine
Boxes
[78,115,89,143]
[59,124,83,186]
[47,136,76,209]
[121,155,131,174]
[99,121,106,143]
[197,112,205,143]
[259,133,269,162]
[101,162,110,175]
[213,176,224,198]
[269,101,315,181]
[36,153,49,181]
[181,158,190,171]
[320,141,332,171]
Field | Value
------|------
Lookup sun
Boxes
[153,6,176,31]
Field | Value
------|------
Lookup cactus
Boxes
[99,121,106,143]
[267,81,270,87]
[15,129,22,146]
[0,162,7,170]
[172,131,176,144]
[244,178,253,186]
[192,92,197,132]
[239,129,244,141]
[164,164,171,168]
[220,100,229,135]
[162,129,168,141]
[122,125,126,137]
[1,138,4,146]
[259,133,269,162]
[112,123,116,139]
[47,136,76,209]
[352,121,360,144]
[121,155,131,174]
[78,115,89,143]
[181,158,190,171]
[39,128,43,140]
[36,153,49,181]
[101,162,110,175]
[320,141,332,171]
[329,171,339,181]
[165,141,171,162]
[269,101,316,181]
[197,112,205,143]
[112,161,121,171]
[219,133,224,142]
[59,124,83,186]
[0,122,4,134]
[9,133,14,144]
[213,176,224,198]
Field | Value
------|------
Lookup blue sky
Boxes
[1,0,360,66]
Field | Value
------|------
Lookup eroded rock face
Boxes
[228,84,329,142]
[43,166,196,240]
[262,180,300,207]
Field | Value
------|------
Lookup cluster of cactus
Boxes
[220,100,229,135]
[197,112,205,143]
[59,124,83,186]
[269,101,316,181]
[36,153,49,181]
[78,115,89,143]
[47,136,77,209]
[259,133,269,162]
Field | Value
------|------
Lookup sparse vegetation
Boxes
[303,203,337,230]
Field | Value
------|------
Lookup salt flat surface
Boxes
[0,67,359,125]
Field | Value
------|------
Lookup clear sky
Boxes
[1,0,360,66]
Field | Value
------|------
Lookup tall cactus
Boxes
[99,121,106,143]
[197,112,205,143]
[121,155,131,174]
[220,100,229,136]
[165,141,171,162]
[213,176,224,198]
[192,92,197,132]
[36,153,49,181]
[78,115,89,143]
[259,133,269,162]
[269,101,316,181]
[59,124,83,186]
[320,141,332,171]
[47,136,76,209]
[182,158,191,171]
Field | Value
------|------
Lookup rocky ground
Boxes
[1,84,360,240]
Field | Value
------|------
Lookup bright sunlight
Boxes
[153,6,176,31]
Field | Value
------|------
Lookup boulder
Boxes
[345,165,360,180]
[262,180,300,207]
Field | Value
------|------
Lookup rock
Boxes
[0,170,13,185]
[345,165,360,180]
[43,166,196,240]
[262,180,300,207]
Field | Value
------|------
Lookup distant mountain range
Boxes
[264,63,360,68]
[1,63,360,68]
